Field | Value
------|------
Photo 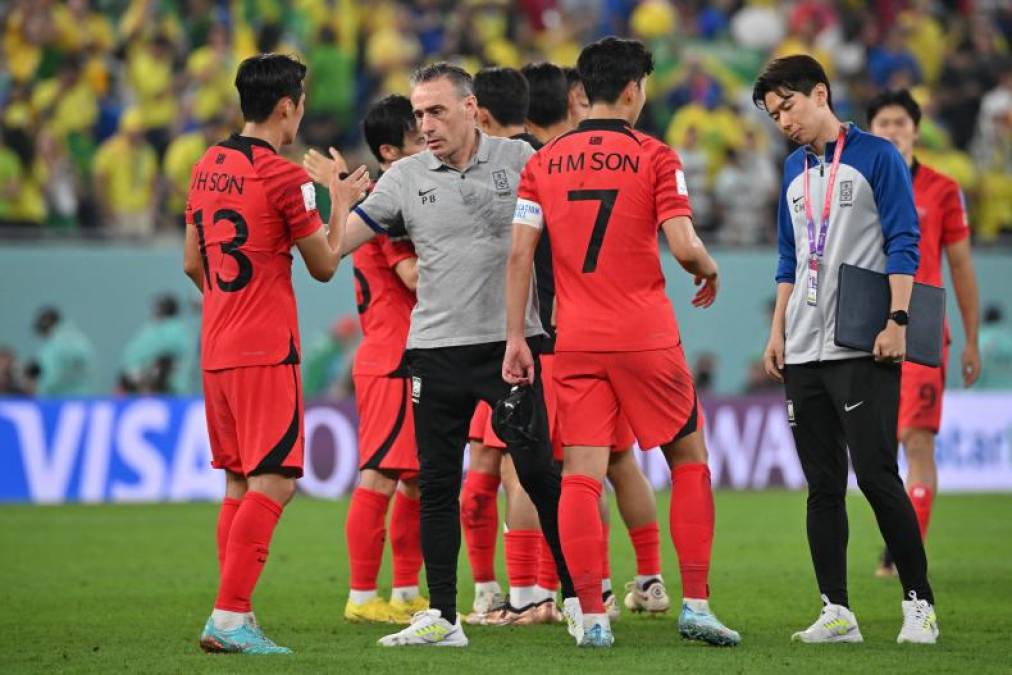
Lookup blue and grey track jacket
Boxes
[776,123,920,364]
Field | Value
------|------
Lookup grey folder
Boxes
[834,263,945,367]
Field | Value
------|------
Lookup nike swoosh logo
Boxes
[844,401,864,412]
[418,188,436,196]
[792,195,804,204]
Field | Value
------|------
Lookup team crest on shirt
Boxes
[839,180,853,206]
[492,169,511,195]
[301,182,317,212]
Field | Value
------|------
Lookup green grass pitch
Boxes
[1,491,1009,673]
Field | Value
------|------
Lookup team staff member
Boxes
[185,54,369,655]
[755,55,939,644]
[336,63,575,648]
[867,89,981,577]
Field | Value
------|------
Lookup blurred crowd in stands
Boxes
[1,0,1011,243]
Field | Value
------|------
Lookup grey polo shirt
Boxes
[354,131,545,349]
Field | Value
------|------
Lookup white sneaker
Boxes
[562,597,583,644]
[791,595,863,643]
[897,591,939,644]
[463,584,505,625]
[604,592,621,621]
[377,609,468,647]
[624,578,670,614]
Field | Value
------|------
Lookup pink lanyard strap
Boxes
[803,128,847,258]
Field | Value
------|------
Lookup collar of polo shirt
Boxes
[425,129,492,171]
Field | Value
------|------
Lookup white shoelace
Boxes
[903,592,932,632]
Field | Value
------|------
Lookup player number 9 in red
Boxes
[193,208,254,293]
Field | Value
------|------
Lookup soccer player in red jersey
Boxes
[184,54,368,654]
[503,38,739,648]
[867,89,981,577]
[304,95,429,624]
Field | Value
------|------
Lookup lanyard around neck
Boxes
[803,127,847,258]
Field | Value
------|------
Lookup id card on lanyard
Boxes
[804,128,847,306]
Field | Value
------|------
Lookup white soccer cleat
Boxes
[377,609,468,647]
[562,597,583,644]
[897,591,939,644]
[578,613,614,648]
[791,595,863,643]
[604,592,621,621]
[463,585,505,625]
[624,578,670,614]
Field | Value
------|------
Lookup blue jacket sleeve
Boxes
[873,144,920,275]
[775,163,796,284]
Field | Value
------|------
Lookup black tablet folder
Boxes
[834,264,945,367]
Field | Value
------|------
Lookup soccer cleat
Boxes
[199,617,292,654]
[679,601,741,646]
[791,595,862,644]
[378,609,468,647]
[624,578,670,614]
[463,587,506,625]
[344,596,395,623]
[388,596,430,624]
[533,598,564,624]
[578,615,614,648]
[604,590,621,621]
[485,602,535,626]
[563,597,584,644]
[897,591,939,644]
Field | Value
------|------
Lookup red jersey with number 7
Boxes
[515,118,692,352]
[186,134,323,371]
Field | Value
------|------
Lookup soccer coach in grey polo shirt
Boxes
[338,63,575,647]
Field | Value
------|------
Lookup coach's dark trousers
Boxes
[408,338,574,623]
[784,357,933,607]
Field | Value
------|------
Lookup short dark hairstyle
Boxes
[363,95,417,163]
[866,88,922,127]
[752,54,833,111]
[577,37,654,105]
[474,67,529,126]
[564,66,582,90]
[410,62,474,97]
[522,62,569,127]
[235,53,307,123]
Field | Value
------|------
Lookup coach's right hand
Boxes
[763,332,785,382]
[502,338,535,385]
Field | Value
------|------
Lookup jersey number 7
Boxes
[568,189,618,273]
[193,208,254,293]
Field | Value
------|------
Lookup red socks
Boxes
[670,463,713,599]
[537,535,560,591]
[600,522,611,582]
[216,497,241,575]
[346,487,390,591]
[504,529,540,590]
[559,474,604,613]
[215,491,283,612]
[390,491,423,588]
[629,522,662,577]
[908,483,934,539]
[461,471,500,583]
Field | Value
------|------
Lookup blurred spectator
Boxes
[0,127,45,226]
[26,306,95,396]
[162,117,229,229]
[676,125,712,232]
[693,352,717,394]
[978,305,1012,390]
[971,67,1012,241]
[0,346,29,395]
[120,294,196,394]
[92,109,158,237]
[867,24,922,89]
[303,315,361,399]
[713,148,770,246]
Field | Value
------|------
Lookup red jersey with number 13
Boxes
[186,134,323,371]
[516,118,692,352]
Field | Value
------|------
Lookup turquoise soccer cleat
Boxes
[678,602,741,647]
[578,621,615,648]
[199,617,292,654]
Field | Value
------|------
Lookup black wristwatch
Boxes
[889,310,909,326]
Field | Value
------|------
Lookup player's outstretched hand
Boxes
[502,338,535,385]
[692,271,718,308]
[329,165,370,211]
[303,146,349,186]
[763,333,785,382]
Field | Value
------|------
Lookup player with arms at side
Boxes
[304,95,429,624]
[503,37,740,648]
[183,54,368,654]
[867,89,980,577]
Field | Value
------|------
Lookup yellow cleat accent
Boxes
[344,597,396,623]
[388,596,430,624]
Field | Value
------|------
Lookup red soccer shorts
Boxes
[354,373,419,476]
[203,363,304,477]
[468,401,506,450]
[899,341,948,434]
[554,346,700,450]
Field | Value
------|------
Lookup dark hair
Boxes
[522,62,569,127]
[564,66,582,90]
[866,88,922,127]
[410,62,474,97]
[984,304,1003,324]
[154,294,178,318]
[577,36,654,105]
[235,53,307,123]
[752,54,833,111]
[363,95,417,163]
[474,67,529,126]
